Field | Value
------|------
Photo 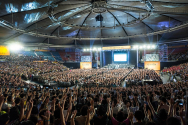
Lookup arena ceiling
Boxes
[0,0,188,47]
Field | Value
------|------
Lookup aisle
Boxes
[160,74,181,84]
[160,74,170,84]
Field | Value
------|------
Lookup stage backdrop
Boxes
[0,46,10,55]
[144,61,160,70]
[80,62,92,69]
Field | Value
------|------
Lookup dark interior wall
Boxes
[103,51,112,66]
[129,50,137,67]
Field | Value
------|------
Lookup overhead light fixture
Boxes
[98,48,101,51]
[83,49,86,51]
[147,45,151,49]
[93,48,97,51]
[151,45,155,48]
[87,49,89,51]
[133,45,138,49]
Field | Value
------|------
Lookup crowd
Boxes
[125,69,162,86]
[0,55,162,86]
[162,63,188,82]
[0,55,131,86]
[0,78,187,125]
[0,55,187,125]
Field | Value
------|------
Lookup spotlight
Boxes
[98,48,101,51]
[151,45,155,48]
[8,43,23,52]
[93,48,97,51]
[83,49,86,51]
[90,48,92,51]
[87,49,89,51]
[139,46,143,49]
[134,45,138,49]
[143,45,146,48]
[147,45,151,49]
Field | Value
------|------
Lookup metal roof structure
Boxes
[0,0,188,47]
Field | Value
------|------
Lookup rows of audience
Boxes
[125,69,162,86]
[162,63,188,81]
[0,55,187,125]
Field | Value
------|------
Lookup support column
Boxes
[128,50,130,65]
[97,51,98,68]
[90,49,92,63]
[144,49,146,61]
[137,48,138,69]
[100,51,103,68]
[103,51,105,67]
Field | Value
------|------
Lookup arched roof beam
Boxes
[76,11,92,38]
[1,4,91,43]
[160,14,183,23]
[108,10,128,36]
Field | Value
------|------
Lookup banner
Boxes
[80,62,92,69]
[144,61,160,70]
[0,46,10,55]
[102,46,131,50]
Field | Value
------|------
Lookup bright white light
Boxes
[8,43,23,51]
[147,45,151,49]
[98,48,101,51]
[83,49,86,51]
[93,48,97,51]
[114,54,127,61]
[151,45,155,49]
[90,48,92,51]
[134,45,138,49]
[139,46,143,49]
[143,45,146,48]
[86,49,89,51]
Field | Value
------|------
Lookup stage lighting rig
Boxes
[133,44,156,50]
[83,48,102,52]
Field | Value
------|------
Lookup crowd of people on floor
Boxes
[0,77,187,125]
[162,63,188,82]
[0,55,187,125]
[125,69,162,86]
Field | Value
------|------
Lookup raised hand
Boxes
[143,103,147,110]
[20,99,25,108]
[41,110,51,121]
[71,110,77,119]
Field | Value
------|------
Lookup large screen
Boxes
[114,54,127,62]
